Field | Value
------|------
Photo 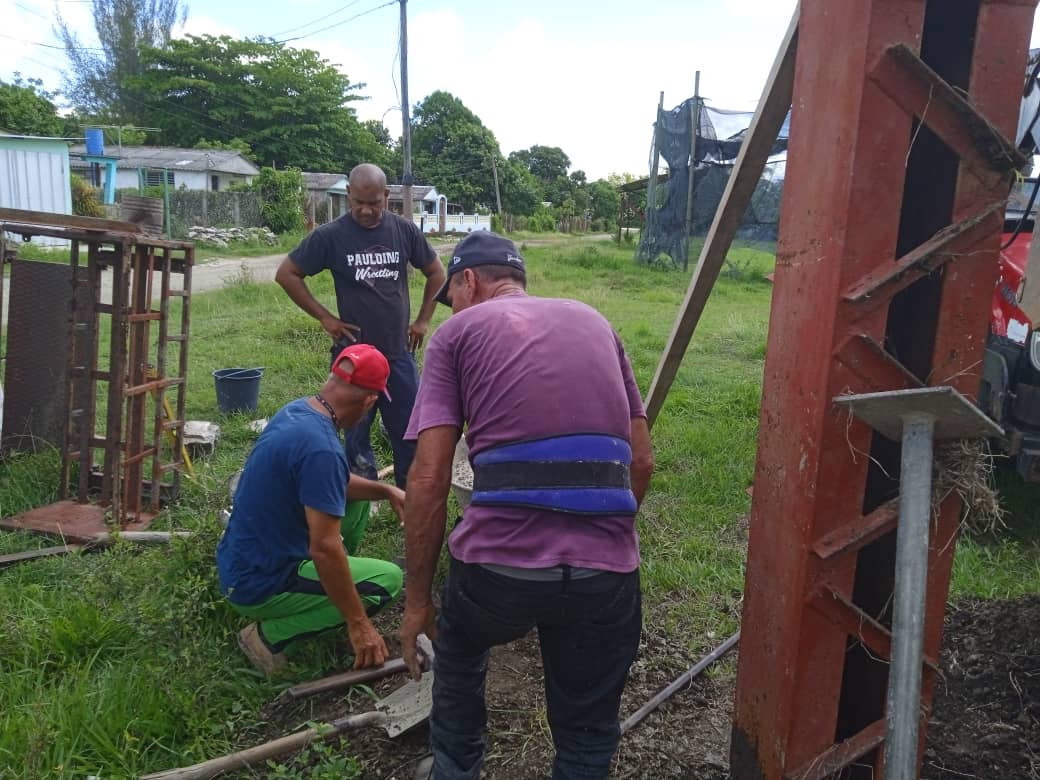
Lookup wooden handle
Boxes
[287,656,409,699]
[140,711,384,780]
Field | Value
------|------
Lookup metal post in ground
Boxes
[833,386,1002,779]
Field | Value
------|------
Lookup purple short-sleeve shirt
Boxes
[406,293,646,572]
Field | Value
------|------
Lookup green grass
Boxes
[0,237,1036,776]
[5,229,307,266]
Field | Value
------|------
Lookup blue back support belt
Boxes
[470,434,637,516]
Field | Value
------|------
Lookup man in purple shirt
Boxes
[398,232,654,779]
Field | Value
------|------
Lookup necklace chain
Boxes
[313,394,338,427]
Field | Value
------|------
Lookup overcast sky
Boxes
[4,0,1040,180]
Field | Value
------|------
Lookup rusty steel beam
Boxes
[730,2,1037,778]
[0,207,140,234]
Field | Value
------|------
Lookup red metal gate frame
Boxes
[731,2,1036,778]
[0,210,193,541]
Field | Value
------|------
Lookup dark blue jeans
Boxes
[430,557,642,780]
[333,348,418,488]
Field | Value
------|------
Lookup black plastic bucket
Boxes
[213,367,263,414]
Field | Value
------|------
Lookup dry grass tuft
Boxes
[932,439,1006,536]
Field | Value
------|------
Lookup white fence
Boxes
[414,213,492,234]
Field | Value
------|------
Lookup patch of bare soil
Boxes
[258,598,733,779]
[923,595,1040,780]
[255,595,1038,778]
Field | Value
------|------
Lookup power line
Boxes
[13,1,49,20]
[0,32,103,51]
[276,0,396,43]
[269,0,365,38]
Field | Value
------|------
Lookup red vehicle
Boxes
[981,196,1040,481]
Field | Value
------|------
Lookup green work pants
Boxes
[231,501,402,652]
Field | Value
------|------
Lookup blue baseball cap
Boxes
[435,231,526,306]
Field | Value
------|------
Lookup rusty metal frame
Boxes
[0,208,193,541]
[730,2,1037,778]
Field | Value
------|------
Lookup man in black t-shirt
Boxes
[276,163,445,487]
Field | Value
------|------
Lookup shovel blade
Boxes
[376,666,433,737]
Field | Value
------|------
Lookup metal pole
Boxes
[884,412,935,780]
[684,72,701,270]
[400,0,413,223]
[621,630,740,734]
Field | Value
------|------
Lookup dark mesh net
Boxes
[637,98,789,266]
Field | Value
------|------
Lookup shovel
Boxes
[142,636,434,780]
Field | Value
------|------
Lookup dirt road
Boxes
[0,234,615,313]
[186,232,614,295]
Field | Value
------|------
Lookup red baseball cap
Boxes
[332,344,392,400]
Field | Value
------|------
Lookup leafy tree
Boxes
[254,166,305,233]
[57,0,187,120]
[510,145,583,208]
[133,35,382,171]
[0,76,63,136]
[498,158,542,216]
[411,91,501,212]
[587,179,620,225]
[509,145,571,183]
[195,137,256,161]
[70,174,105,217]
[608,172,646,230]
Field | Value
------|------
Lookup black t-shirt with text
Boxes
[290,212,437,357]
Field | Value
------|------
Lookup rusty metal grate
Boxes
[0,208,194,540]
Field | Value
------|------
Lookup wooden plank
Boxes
[618,172,672,194]
[643,7,800,428]
[0,545,82,568]
[0,207,139,234]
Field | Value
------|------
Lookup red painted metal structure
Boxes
[0,210,193,542]
[731,2,1036,778]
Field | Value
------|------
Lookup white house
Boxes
[69,145,260,193]
[0,132,73,246]
[302,172,490,234]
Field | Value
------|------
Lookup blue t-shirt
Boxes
[216,398,348,606]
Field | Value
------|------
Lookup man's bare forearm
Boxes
[415,263,445,325]
[278,269,335,323]
[630,416,654,507]
[312,542,369,625]
[403,472,449,606]
[347,473,399,502]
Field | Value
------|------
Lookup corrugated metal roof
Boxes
[303,172,347,191]
[68,144,260,176]
[388,184,437,201]
[302,172,439,201]
[0,132,83,141]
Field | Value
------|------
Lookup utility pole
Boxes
[490,152,503,214]
[400,0,413,224]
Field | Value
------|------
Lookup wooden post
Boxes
[617,192,624,243]
[645,92,665,222]
[643,11,798,428]
[684,72,702,271]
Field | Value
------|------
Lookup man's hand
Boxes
[385,485,406,527]
[407,319,430,352]
[400,601,438,680]
[321,314,360,343]
[347,616,389,669]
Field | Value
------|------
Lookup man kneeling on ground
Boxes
[217,344,404,675]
